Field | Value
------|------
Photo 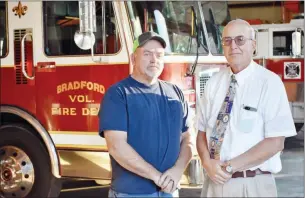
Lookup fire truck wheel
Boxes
[0,124,62,198]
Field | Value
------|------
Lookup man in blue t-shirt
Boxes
[99,31,193,197]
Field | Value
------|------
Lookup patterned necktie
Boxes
[209,74,237,160]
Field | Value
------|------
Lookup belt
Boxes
[232,169,271,178]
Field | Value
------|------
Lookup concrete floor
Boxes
[274,148,304,197]
[60,148,304,197]
[179,148,304,197]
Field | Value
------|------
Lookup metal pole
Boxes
[0,38,3,126]
[0,38,3,57]
[102,1,106,54]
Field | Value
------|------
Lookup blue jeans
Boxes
[108,188,179,197]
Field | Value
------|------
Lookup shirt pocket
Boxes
[168,99,182,113]
[167,99,183,130]
[238,108,260,133]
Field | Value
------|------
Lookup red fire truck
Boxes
[252,17,304,145]
[0,1,230,197]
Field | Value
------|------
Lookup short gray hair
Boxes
[227,19,256,40]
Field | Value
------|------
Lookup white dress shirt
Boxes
[197,60,297,173]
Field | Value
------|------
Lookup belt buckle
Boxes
[243,170,247,178]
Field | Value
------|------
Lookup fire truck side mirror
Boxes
[74,31,96,50]
[292,30,301,57]
[74,0,97,50]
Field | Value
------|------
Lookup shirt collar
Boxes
[229,60,255,86]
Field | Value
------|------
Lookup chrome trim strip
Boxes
[1,106,61,178]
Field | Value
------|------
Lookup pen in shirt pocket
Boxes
[242,104,257,112]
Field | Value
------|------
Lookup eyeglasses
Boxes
[221,36,253,46]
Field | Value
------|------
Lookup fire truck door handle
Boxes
[37,62,56,70]
[21,32,35,80]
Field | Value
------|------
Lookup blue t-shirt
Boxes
[99,76,190,194]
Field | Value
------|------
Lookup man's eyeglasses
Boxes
[221,36,253,46]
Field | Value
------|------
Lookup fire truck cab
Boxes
[252,18,304,143]
[0,1,230,197]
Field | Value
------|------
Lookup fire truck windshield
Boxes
[126,1,209,55]
[200,1,231,55]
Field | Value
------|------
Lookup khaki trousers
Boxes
[200,173,277,197]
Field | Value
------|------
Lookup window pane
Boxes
[201,1,230,55]
[43,1,121,56]
[273,31,293,56]
[0,2,7,57]
[127,1,208,55]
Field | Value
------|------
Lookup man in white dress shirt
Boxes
[196,19,297,197]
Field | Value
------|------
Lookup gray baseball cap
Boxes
[133,31,166,52]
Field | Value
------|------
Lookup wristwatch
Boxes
[224,161,233,174]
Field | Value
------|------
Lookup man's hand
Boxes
[205,159,232,185]
[158,166,183,193]
[159,176,174,194]
[152,171,163,187]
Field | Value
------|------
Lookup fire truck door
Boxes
[33,1,131,179]
[32,2,130,142]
